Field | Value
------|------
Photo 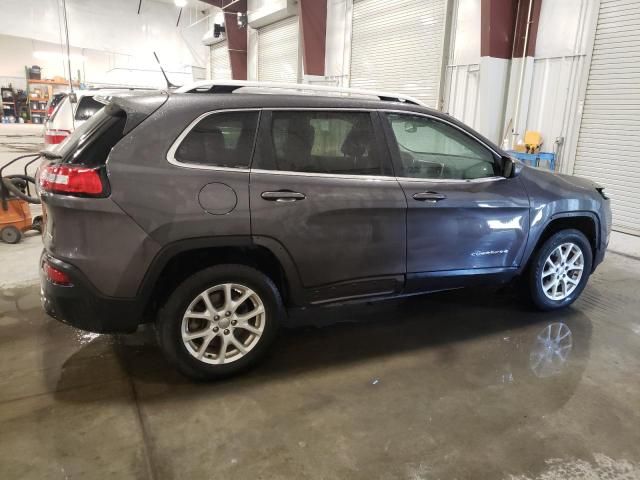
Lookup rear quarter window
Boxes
[173,111,259,169]
[56,108,127,166]
[75,96,104,121]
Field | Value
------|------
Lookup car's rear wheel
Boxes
[157,264,283,380]
[528,229,592,310]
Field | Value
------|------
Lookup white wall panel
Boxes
[524,55,586,157]
[443,0,482,131]
[443,64,479,127]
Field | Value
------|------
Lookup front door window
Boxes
[386,113,498,180]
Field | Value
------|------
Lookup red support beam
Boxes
[480,0,517,59]
[481,0,542,59]
[202,0,247,80]
[298,0,327,76]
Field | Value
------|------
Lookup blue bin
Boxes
[507,151,556,172]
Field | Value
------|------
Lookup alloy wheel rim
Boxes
[540,242,584,301]
[181,283,266,365]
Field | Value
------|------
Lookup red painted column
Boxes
[298,0,327,76]
[481,0,517,59]
[224,7,248,80]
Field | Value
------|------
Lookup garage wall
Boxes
[511,0,597,168]
[443,0,481,129]
[349,0,448,107]
[0,0,207,87]
[572,0,640,236]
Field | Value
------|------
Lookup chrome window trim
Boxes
[251,168,398,182]
[166,108,260,172]
[166,107,506,184]
[250,168,504,184]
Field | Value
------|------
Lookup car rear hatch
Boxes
[38,91,168,296]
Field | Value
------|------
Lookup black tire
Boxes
[157,264,283,380]
[528,229,592,311]
[31,216,43,233]
[1,226,22,244]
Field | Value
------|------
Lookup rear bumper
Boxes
[40,251,141,333]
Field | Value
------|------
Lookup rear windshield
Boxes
[54,107,127,166]
[75,96,104,121]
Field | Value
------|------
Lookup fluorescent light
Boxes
[174,0,187,6]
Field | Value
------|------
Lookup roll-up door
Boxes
[350,0,447,107]
[574,0,640,235]
[257,16,299,82]
[210,41,231,80]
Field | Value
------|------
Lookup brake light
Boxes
[43,262,73,286]
[44,129,71,145]
[39,164,105,196]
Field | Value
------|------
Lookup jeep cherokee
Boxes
[38,82,612,379]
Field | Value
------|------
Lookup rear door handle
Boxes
[261,191,306,202]
[412,191,447,202]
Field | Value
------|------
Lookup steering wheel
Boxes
[1,174,41,204]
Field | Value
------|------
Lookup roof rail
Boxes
[175,80,425,106]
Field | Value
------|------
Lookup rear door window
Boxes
[173,111,259,168]
[257,111,391,176]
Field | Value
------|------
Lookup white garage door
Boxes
[350,0,447,107]
[257,16,299,82]
[574,0,640,235]
[210,41,231,80]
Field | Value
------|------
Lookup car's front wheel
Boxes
[528,229,593,311]
[157,264,283,380]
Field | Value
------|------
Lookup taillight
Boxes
[43,261,73,286]
[47,105,55,116]
[44,129,71,145]
[39,164,105,196]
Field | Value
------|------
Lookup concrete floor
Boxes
[0,252,639,479]
[2,124,640,479]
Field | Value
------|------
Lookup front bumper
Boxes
[40,251,141,333]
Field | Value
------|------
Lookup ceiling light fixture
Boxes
[174,0,187,7]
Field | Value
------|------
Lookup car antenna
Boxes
[153,52,180,89]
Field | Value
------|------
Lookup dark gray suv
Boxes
[38,82,611,379]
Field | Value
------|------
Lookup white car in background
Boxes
[44,88,151,146]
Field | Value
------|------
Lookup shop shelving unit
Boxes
[24,67,79,124]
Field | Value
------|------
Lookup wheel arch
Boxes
[138,236,303,322]
[524,212,600,272]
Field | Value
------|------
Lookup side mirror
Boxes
[502,155,523,178]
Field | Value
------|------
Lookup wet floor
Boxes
[1,252,639,479]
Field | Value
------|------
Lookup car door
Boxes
[381,112,530,291]
[250,109,407,304]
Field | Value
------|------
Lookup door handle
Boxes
[261,191,306,202]
[412,191,446,202]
